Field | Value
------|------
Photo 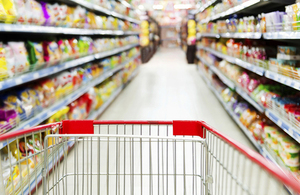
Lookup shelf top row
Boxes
[0,43,139,92]
[198,46,300,92]
[0,24,140,35]
[196,0,293,23]
[69,0,140,24]
[198,31,300,40]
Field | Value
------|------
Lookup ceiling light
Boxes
[153,4,163,10]
[174,4,192,9]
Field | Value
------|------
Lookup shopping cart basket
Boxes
[1,120,300,195]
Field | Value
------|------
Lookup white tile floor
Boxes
[99,47,254,149]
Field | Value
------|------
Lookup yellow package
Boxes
[0,47,9,81]
[292,4,299,31]
[0,1,7,21]
[2,0,17,23]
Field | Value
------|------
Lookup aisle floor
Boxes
[100,48,253,148]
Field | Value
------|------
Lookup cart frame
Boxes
[0,120,300,195]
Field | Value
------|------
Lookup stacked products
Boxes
[0,47,139,134]
[0,0,139,27]
[0,36,139,81]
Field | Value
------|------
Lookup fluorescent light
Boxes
[153,4,163,10]
[138,5,144,10]
[174,4,192,9]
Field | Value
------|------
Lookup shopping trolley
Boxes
[1,120,300,195]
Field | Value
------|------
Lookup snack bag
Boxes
[43,41,61,65]
[35,79,56,108]
[2,0,17,23]
[41,2,54,26]
[73,6,85,28]
[0,47,10,81]
[30,0,45,25]
[57,39,69,62]
[26,41,44,70]
[65,6,74,27]
[1,93,25,121]
[8,42,29,75]
[68,38,80,59]
[0,1,7,21]
[58,4,67,26]
[16,89,34,119]
[13,0,27,24]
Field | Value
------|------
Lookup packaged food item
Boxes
[43,41,61,65]
[73,6,85,28]
[0,46,9,81]
[26,0,44,25]
[8,42,30,75]
[26,41,45,71]
[53,72,73,98]
[2,0,17,23]
[0,109,18,133]
[41,2,54,26]
[14,0,27,24]
[279,136,300,172]
[4,44,15,78]
[0,1,7,22]
[69,38,80,59]
[35,79,56,108]
[57,40,70,62]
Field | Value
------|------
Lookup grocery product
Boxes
[8,42,29,75]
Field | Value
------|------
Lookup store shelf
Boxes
[221,32,262,39]
[198,46,265,76]
[265,109,300,144]
[199,33,220,38]
[263,31,300,40]
[88,66,139,119]
[200,0,261,23]
[198,67,297,195]
[199,32,261,39]
[68,0,140,24]
[0,54,140,149]
[228,108,263,151]
[211,66,235,89]
[0,24,139,35]
[87,85,123,120]
[198,55,265,112]
[0,43,139,91]
[265,70,300,91]
[197,0,219,13]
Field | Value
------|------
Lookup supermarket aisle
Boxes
[100,48,254,148]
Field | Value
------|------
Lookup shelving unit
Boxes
[0,24,139,35]
[0,0,141,194]
[0,53,140,150]
[197,54,265,112]
[197,65,296,194]
[199,0,293,24]
[0,43,138,91]
[68,0,141,24]
[198,46,265,76]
